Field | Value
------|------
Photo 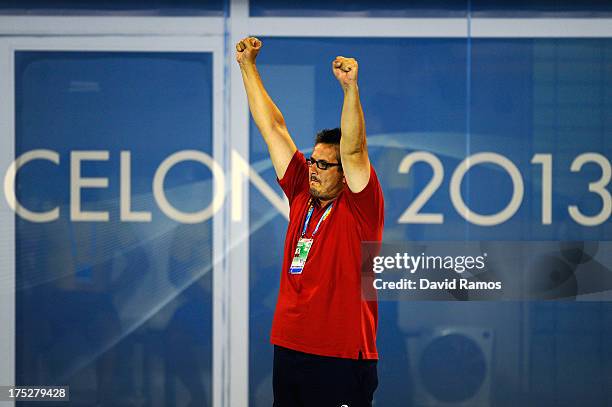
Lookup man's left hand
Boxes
[332,56,358,89]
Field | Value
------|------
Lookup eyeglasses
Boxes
[306,156,342,170]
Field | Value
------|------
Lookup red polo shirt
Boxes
[271,150,384,360]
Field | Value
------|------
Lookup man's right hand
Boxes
[236,37,262,66]
[236,35,297,179]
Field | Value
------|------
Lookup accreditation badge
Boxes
[289,238,314,274]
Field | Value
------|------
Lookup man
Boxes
[236,37,384,407]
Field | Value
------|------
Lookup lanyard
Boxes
[301,199,333,238]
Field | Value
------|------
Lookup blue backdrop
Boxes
[4,3,611,407]
[249,37,612,406]
[15,51,214,406]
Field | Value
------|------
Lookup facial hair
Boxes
[309,179,342,201]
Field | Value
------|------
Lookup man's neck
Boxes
[315,196,337,208]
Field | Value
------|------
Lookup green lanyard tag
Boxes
[289,238,313,274]
[288,200,333,275]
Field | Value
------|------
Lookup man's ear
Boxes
[342,175,346,184]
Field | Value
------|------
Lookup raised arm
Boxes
[236,37,297,179]
[332,56,370,193]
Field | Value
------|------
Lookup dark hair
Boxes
[314,128,342,166]
[315,127,341,145]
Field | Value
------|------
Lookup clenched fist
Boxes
[332,56,358,89]
[236,37,262,66]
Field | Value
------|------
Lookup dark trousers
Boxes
[273,345,378,407]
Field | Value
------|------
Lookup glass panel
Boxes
[472,0,612,17]
[248,36,612,406]
[250,0,465,17]
[15,51,214,406]
[251,0,612,17]
[248,37,468,407]
[0,0,224,16]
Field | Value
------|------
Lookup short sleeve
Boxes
[277,150,309,205]
[344,165,385,239]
